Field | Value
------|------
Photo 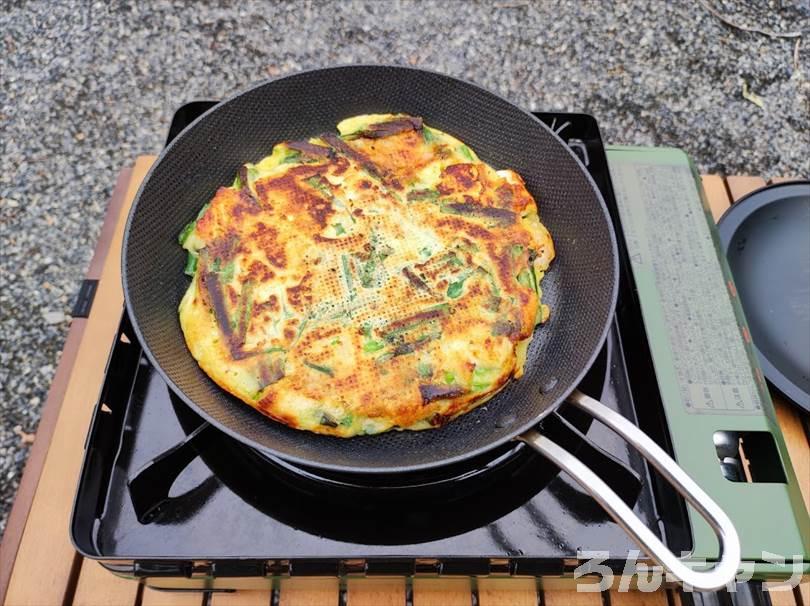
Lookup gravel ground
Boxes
[0,0,808,537]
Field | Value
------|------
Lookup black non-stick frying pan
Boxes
[122,65,738,589]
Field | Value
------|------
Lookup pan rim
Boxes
[121,63,620,474]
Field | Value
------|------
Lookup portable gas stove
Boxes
[70,104,810,598]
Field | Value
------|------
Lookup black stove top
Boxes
[71,106,693,580]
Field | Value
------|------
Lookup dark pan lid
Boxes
[718,181,810,413]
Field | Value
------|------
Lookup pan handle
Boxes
[519,389,741,591]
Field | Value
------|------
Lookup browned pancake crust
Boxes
[178,114,554,436]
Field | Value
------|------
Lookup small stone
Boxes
[42,310,66,324]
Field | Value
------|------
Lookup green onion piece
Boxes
[341,254,355,298]
[264,346,286,354]
[417,362,433,378]
[239,281,254,335]
[333,222,346,235]
[444,371,455,385]
[375,352,395,364]
[511,244,524,258]
[382,304,450,341]
[340,414,354,427]
[220,261,235,283]
[362,322,372,338]
[471,366,498,392]
[476,266,501,298]
[363,340,385,352]
[407,189,440,202]
[422,126,437,143]
[304,361,334,376]
[281,149,302,164]
[232,173,242,189]
[359,258,376,288]
[439,202,461,216]
[529,263,541,295]
[178,221,195,246]
[419,247,432,258]
[446,277,467,299]
[305,175,332,198]
[457,145,475,161]
[183,252,198,276]
[516,268,534,290]
[427,302,451,314]
[295,318,309,340]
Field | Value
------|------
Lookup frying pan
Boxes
[717,181,810,412]
[122,65,739,589]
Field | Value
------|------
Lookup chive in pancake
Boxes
[178,114,554,437]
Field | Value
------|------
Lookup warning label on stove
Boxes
[607,150,763,416]
[687,382,757,412]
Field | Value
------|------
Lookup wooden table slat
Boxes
[208,589,271,605]
[71,561,139,606]
[4,158,155,606]
[726,175,767,201]
[277,578,339,606]
[543,589,602,605]
[0,167,133,606]
[608,589,670,605]
[141,587,206,606]
[346,578,406,606]
[477,578,537,606]
[765,583,803,606]
[412,578,471,606]
[700,174,734,222]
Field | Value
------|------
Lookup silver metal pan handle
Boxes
[520,389,741,591]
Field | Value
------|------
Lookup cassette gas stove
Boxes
[70,103,809,599]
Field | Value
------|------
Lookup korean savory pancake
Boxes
[178,114,555,437]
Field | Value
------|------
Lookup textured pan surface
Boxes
[123,66,618,472]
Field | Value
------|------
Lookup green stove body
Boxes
[607,146,810,581]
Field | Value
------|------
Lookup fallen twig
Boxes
[698,0,802,39]
[741,81,765,108]
[13,425,35,446]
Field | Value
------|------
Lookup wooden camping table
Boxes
[0,159,807,606]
